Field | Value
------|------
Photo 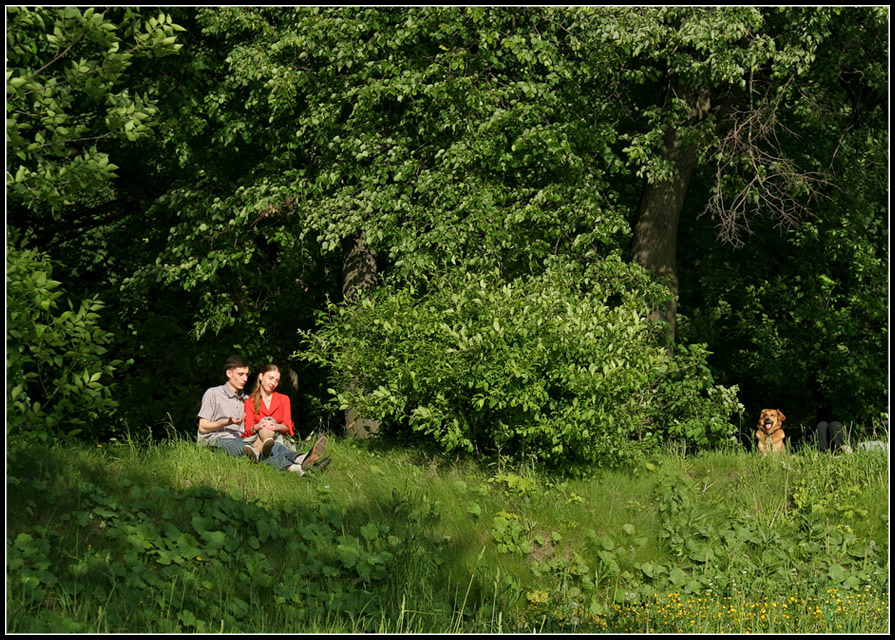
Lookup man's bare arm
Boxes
[198,415,244,434]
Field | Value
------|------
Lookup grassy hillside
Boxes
[6,432,889,633]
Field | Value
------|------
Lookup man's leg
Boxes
[264,436,328,474]
[263,442,302,471]
[211,436,249,457]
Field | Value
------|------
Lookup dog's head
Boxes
[759,408,786,433]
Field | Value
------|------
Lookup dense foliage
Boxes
[6,236,121,437]
[7,6,183,214]
[136,7,630,338]
[677,7,889,429]
[5,6,888,459]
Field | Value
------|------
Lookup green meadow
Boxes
[7,432,888,633]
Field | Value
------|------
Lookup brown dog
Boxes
[756,409,786,454]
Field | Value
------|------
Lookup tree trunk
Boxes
[341,231,380,438]
[632,83,739,350]
[342,230,378,301]
[631,125,701,350]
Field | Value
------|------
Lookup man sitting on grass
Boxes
[197,355,328,475]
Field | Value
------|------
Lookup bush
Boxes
[6,236,121,439]
[302,258,741,472]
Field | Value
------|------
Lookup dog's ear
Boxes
[777,410,786,422]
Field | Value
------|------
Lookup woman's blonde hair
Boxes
[249,364,280,415]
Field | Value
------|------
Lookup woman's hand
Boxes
[265,421,287,433]
[254,417,286,434]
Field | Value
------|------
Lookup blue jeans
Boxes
[263,442,304,470]
[204,436,304,471]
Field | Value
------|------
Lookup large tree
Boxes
[597,7,885,347]
[131,7,634,431]
[143,7,627,323]
[675,7,889,428]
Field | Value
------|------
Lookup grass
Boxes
[6,430,889,633]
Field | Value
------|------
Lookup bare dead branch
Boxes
[701,79,833,247]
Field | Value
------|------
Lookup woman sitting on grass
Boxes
[243,364,294,456]
[243,364,331,472]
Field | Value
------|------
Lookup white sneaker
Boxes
[243,444,260,463]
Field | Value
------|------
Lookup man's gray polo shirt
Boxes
[197,384,246,443]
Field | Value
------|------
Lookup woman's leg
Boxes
[252,427,277,455]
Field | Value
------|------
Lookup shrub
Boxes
[302,258,741,472]
[6,236,121,439]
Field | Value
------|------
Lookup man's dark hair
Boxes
[224,355,250,371]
